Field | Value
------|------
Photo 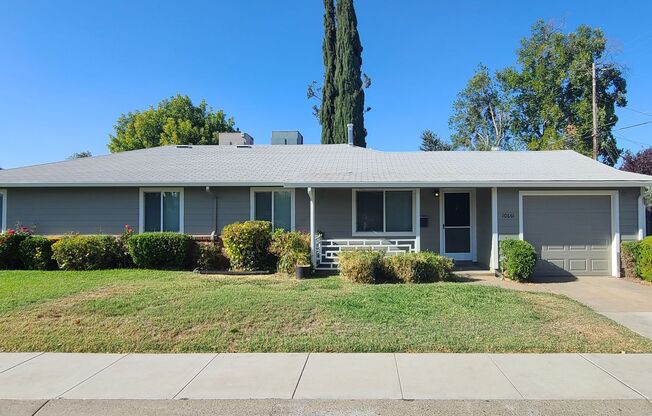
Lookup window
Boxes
[251,188,294,231]
[139,189,184,233]
[353,190,414,235]
[0,189,6,232]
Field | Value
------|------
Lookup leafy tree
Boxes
[419,130,452,151]
[320,0,337,144]
[449,65,513,150]
[499,20,626,165]
[67,151,92,160]
[620,148,652,176]
[108,94,235,153]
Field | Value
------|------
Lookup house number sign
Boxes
[502,211,515,219]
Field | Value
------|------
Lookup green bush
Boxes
[269,230,311,274]
[52,235,125,270]
[222,221,274,271]
[635,236,652,282]
[194,242,230,271]
[19,236,56,270]
[385,251,454,283]
[499,239,537,281]
[128,232,194,270]
[621,241,641,279]
[338,250,384,284]
[0,227,33,269]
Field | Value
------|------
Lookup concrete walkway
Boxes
[0,353,650,402]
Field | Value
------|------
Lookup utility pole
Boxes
[592,61,598,160]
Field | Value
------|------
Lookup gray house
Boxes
[0,143,650,277]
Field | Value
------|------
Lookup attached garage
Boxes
[519,192,617,277]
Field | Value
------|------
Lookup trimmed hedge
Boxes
[338,250,384,284]
[621,241,641,279]
[52,235,125,270]
[385,251,454,283]
[19,236,56,270]
[222,221,274,271]
[128,232,194,270]
[194,242,230,271]
[499,239,537,281]
[0,227,33,269]
[636,236,652,282]
[269,230,311,274]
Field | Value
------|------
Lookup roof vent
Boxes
[176,145,192,149]
[236,144,252,149]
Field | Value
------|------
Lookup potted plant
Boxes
[295,262,311,279]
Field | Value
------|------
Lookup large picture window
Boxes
[354,190,414,235]
[0,189,6,232]
[251,188,294,231]
[139,189,184,233]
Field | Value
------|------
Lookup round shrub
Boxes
[621,241,641,279]
[0,227,33,269]
[635,236,652,282]
[222,221,274,271]
[385,251,454,283]
[194,242,230,271]
[338,250,384,284]
[127,232,194,270]
[269,230,311,274]
[52,235,124,270]
[19,236,57,270]
[499,239,537,281]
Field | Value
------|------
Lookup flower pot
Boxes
[295,265,311,279]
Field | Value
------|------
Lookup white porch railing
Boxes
[315,235,417,270]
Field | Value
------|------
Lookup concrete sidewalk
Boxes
[0,353,650,402]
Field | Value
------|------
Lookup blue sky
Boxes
[1,0,651,168]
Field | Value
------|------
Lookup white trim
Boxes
[308,187,316,266]
[638,187,646,240]
[439,189,477,261]
[518,190,620,277]
[0,189,6,232]
[351,189,417,237]
[490,187,498,270]
[138,188,185,234]
[250,187,296,231]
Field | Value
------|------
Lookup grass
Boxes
[0,269,650,353]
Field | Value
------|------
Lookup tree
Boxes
[499,20,627,165]
[320,0,337,144]
[333,0,367,146]
[108,94,235,153]
[419,130,452,151]
[449,65,513,150]
[621,148,652,176]
[68,151,92,160]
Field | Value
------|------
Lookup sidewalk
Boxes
[0,353,650,401]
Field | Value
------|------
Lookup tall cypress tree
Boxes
[320,0,337,144]
[333,0,366,146]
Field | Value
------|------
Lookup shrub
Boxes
[338,250,384,284]
[385,251,454,283]
[128,232,194,270]
[19,236,56,270]
[499,239,537,281]
[636,236,652,282]
[269,230,311,274]
[621,241,641,279]
[52,235,124,270]
[194,242,230,271]
[222,221,274,271]
[0,227,33,269]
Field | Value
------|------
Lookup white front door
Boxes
[442,191,474,261]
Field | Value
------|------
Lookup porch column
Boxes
[490,187,499,271]
[415,189,421,252]
[308,187,316,267]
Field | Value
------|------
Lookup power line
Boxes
[622,107,652,118]
[614,120,652,131]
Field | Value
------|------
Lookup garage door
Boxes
[522,195,612,276]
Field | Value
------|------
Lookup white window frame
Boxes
[438,188,477,262]
[518,190,620,277]
[250,187,296,231]
[138,188,185,234]
[0,189,6,232]
[351,189,417,237]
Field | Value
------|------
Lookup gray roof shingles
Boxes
[0,144,650,187]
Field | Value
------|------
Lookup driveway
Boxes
[464,272,652,339]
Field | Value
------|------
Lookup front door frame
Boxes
[439,188,477,262]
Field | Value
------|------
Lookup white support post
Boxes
[490,187,499,271]
[308,187,316,267]
[415,189,421,252]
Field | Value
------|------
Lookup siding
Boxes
[475,188,492,267]
[315,188,353,239]
[420,188,439,252]
[619,187,640,241]
[185,187,215,235]
[214,187,250,233]
[6,187,139,235]
[295,188,310,232]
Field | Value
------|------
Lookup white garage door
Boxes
[522,195,612,276]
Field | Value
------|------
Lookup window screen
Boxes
[144,192,161,232]
[356,191,383,232]
[385,191,412,232]
[254,192,272,222]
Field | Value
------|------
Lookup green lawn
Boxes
[0,270,650,353]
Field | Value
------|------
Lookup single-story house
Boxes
[1,142,650,277]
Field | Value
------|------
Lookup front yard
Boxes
[0,270,650,353]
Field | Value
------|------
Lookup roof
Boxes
[0,144,650,188]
